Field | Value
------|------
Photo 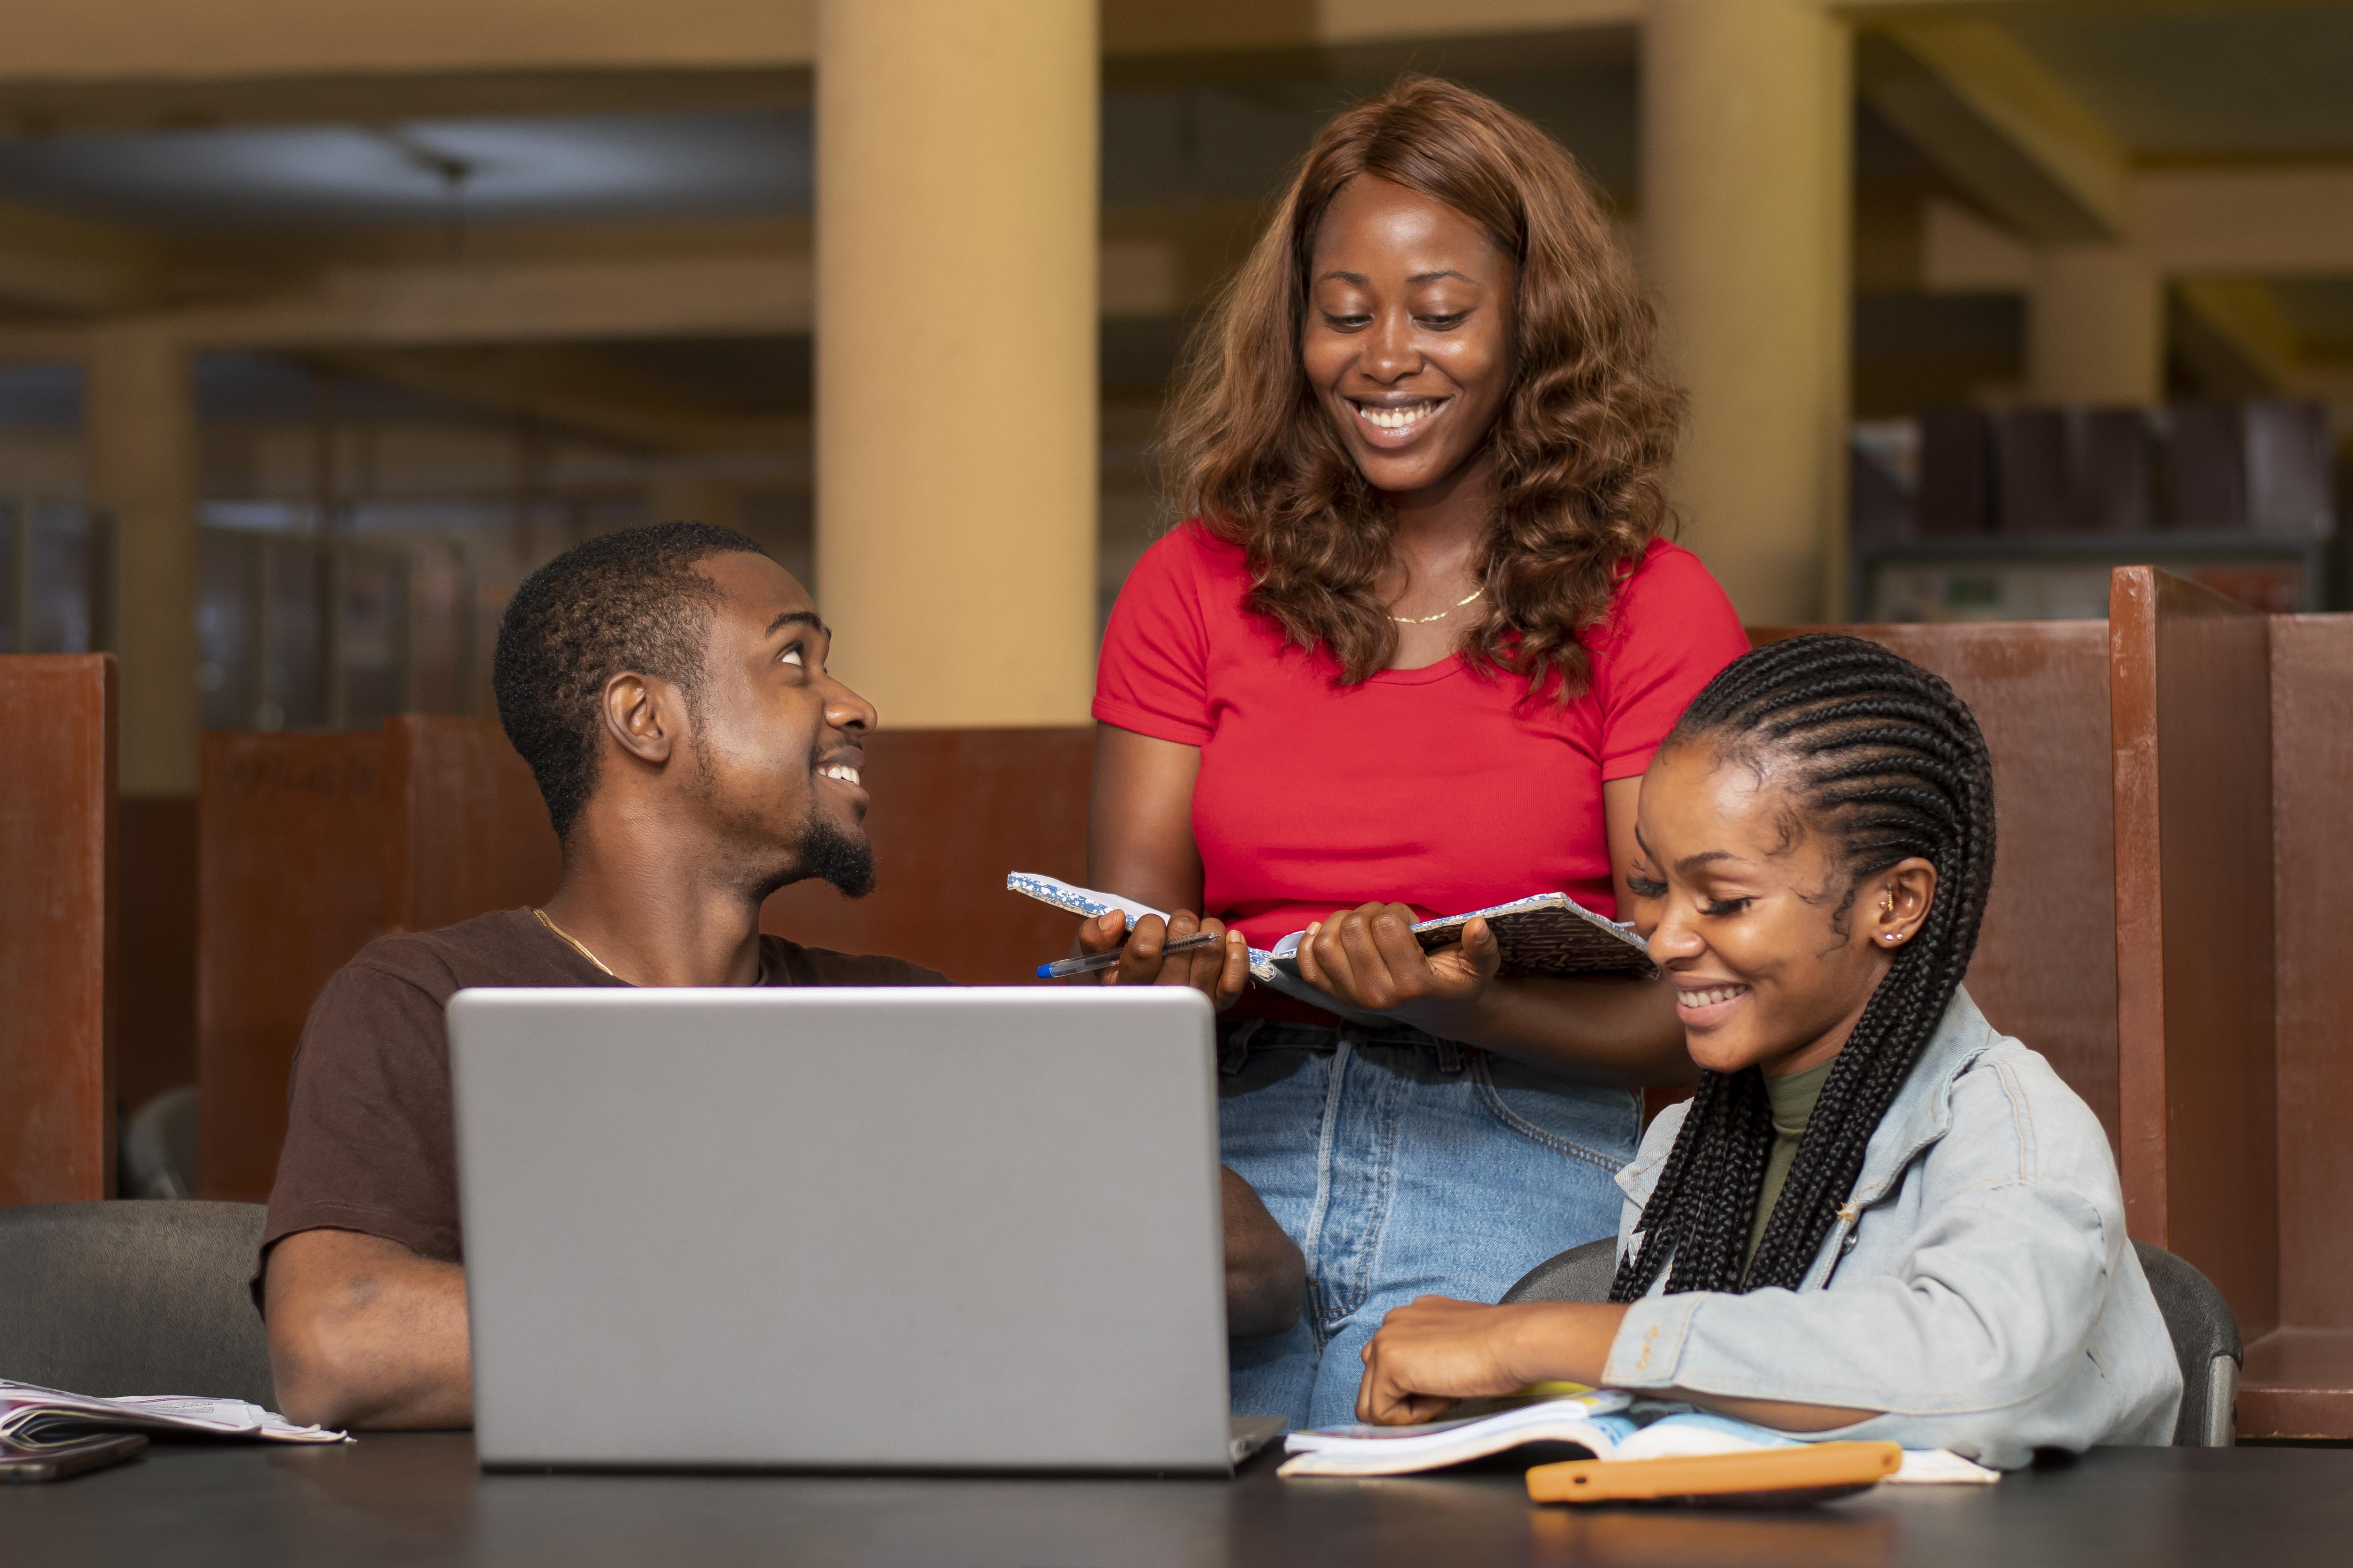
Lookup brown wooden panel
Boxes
[762,728,1094,985]
[1748,623,2119,1145]
[2110,566,2279,1338]
[197,732,385,1202]
[2270,616,2353,1333]
[0,654,116,1204]
[2240,1328,2353,1440]
[382,715,561,934]
[116,793,197,1115]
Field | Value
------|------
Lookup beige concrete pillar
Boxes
[815,0,1098,726]
[1642,0,1854,623]
[2029,244,2163,406]
[85,325,199,794]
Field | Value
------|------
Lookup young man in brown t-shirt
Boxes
[262,523,1298,1429]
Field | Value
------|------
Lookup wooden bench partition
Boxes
[2242,612,2353,1436]
[0,655,117,1204]
[761,728,1094,985]
[197,717,561,1202]
[196,732,386,1202]
[382,715,560,934]
[2109,567,2281,1348]
[1748,623,2121,1142]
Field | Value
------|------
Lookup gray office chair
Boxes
[1499,1235,1618,1307]
[1499,1235,2241,1447]
[0,1201,276,1407]
[121,1085,200,1200]
[2133,1240,2240,1447]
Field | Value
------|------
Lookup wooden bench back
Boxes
[196,732,385,1202]
[382,715,560,934]
[761,727,1094,984]
[196,717,562,1202]
[2270,614,2353,1335]
[1747,622,2121,1141]
[0,655,116,1204]
[2109,567,2281,1340]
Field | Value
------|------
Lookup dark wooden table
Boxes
[8,1434,2351,1566]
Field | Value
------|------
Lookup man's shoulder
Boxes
[759,935,952,989]
[338,907,604,1001]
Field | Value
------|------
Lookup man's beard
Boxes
[797,810,876,899]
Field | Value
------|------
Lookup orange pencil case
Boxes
[1526,1441,1902,1508]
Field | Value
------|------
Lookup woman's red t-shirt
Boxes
[1093,522,1750,957]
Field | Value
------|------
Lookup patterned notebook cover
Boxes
[1405,894,1655,979]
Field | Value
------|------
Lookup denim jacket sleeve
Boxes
[1602,1035,2181,1468]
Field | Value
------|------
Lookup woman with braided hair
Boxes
[1354,634,2180,1468]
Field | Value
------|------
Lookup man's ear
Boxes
[599,672,686,767]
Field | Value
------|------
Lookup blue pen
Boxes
[1037,930,1224,979]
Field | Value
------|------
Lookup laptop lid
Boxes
[449,986,1233,1472]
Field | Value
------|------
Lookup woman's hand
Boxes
[1356,1297,1628,1426]
[1074,909,1251,1011]
[1293,903,1502,1031]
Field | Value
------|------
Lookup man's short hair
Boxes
[493,523,769,840]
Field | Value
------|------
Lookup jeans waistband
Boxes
[1216,1016,1468,1076]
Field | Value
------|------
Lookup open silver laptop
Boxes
[448,985,1280,1473]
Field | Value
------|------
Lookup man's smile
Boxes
[816,746,867,804]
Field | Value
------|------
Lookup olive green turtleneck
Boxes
[1743,1055,1837,1275]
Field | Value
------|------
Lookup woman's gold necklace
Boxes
[1387,587,1484,626]
[532,907,619,978]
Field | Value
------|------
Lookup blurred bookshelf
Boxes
[0,497,113,656]
[1,496,475,732]
[1851,400,2342,621]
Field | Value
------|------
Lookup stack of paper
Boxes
[0,1380,347,1453]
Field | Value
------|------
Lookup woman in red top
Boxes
[1088,79,1750,1430]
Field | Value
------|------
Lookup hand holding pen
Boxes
[1039,929,1225,978]
[1057,908,1251,1010]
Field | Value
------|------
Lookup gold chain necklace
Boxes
[532,908,618,978]
[1387,587,1483,625]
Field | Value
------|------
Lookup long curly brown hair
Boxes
[1163,76,1683,698]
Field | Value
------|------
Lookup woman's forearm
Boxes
[1404,973,1694,1087]
[1361,1299,1881,1429]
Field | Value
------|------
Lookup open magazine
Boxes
[0,1380,347,1453]
[1277,1387,1999,1485]
[1007,874,1653,1020]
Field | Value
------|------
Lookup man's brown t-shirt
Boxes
[260,908,946,1285]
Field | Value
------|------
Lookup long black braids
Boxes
[1608,633,1997,1301]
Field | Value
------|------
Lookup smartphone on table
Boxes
[0,1433,149,1483]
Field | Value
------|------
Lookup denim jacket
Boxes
[1602,986,2182,1469]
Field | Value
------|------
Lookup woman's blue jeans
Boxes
[1218,1018,1638,1432]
